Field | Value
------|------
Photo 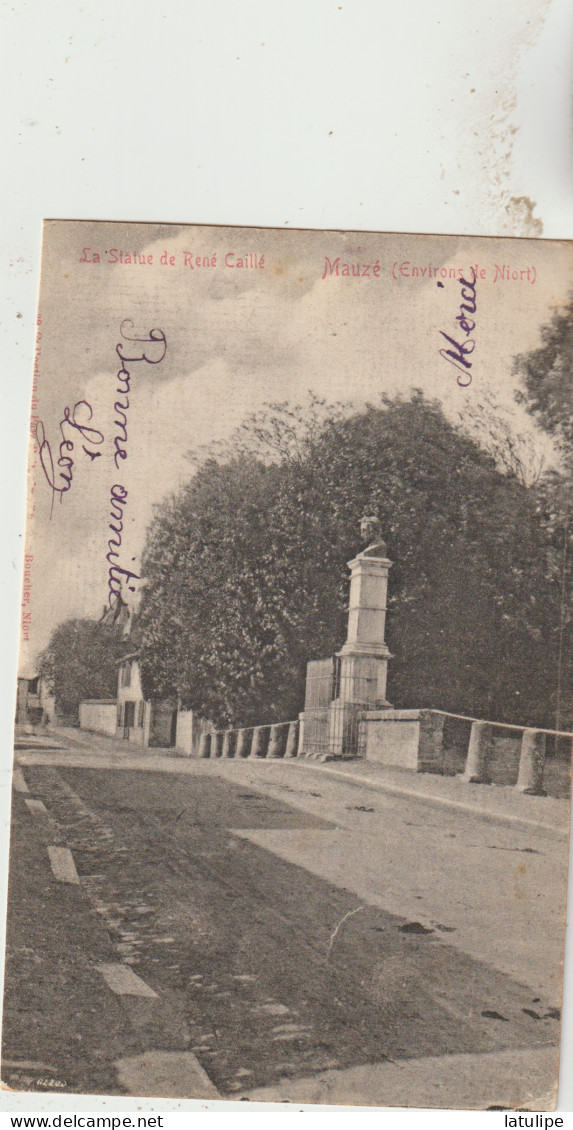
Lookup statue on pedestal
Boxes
[359,514,387,557]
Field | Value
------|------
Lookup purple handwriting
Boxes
[107,321,167,610]
[36,401,104,516]
[106,482,141,608]
[113,320,167,470]
[438,269,476,387]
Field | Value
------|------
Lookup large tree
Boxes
[513,295,573,456]
[138,392,571,729]
[513,297,573,732]
[38,618,130,719]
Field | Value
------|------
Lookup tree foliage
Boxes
[138,392,572,729]
[513,297,573,732]
[514,295,573,456]
[38,618,130,718]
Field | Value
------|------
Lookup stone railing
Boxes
[459,716,571,796]
[198,719,300,761]
[362,707,572,796]
[196,706,571,798]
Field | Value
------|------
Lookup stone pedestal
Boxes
[341,551,392,661]
[328,549,393,757]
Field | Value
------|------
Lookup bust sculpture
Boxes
[359,514,387,556]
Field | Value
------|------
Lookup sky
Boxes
[20,220,573,673]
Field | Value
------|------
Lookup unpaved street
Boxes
[2,738,567,1108]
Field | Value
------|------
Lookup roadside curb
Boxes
[289,761,570,839]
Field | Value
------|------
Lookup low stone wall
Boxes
[175,709,193,755]
[79,700,117,737]
[362,709,444,773]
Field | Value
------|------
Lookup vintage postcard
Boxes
[5,220,572,1109]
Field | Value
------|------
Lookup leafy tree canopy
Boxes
[514,295,573,457]
[513,298,573,734]
[138,392,572,730]
[38,618,130,719]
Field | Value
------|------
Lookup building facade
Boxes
[115,652,152,745]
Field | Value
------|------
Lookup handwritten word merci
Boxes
[438,269,477,388]
[106,321,167,613]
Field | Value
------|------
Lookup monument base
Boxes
[361,708,445,773]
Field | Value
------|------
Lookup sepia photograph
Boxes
[4,220,572,1110]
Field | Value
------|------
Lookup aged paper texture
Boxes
[5,220,573,1109]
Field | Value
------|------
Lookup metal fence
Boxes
[302,656,377,757]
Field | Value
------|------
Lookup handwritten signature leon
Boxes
[35,401,104,515]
